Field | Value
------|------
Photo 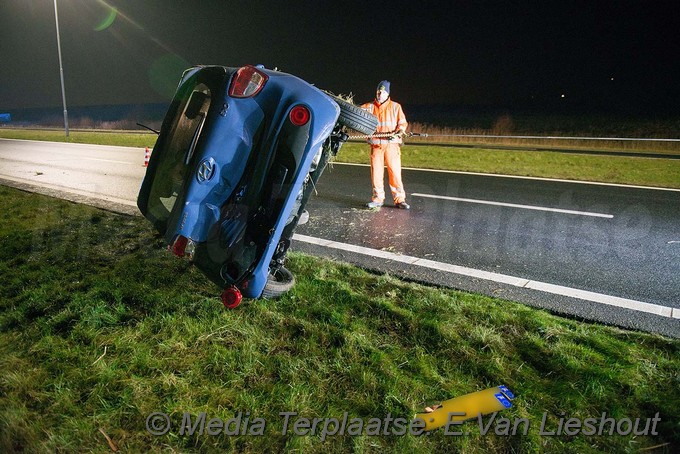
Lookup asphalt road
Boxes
[1,138,678,336]
[0,139,145,208]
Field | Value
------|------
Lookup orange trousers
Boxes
[370,143,406,204]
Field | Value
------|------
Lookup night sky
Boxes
[1,0,679,114]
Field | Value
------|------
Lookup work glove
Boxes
[390,130,406,140]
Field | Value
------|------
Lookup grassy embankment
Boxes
[1,127,679,189]
[1,186,679,452]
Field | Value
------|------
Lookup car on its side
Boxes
[137,64,377,307]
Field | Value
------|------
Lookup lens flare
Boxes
[149,54,192,100]
[93,6,117,31]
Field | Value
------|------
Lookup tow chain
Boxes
[348,132,680,142]
[346,132,429,140]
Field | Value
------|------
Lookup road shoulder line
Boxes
[330,162,680,192]
[292,233,675,319]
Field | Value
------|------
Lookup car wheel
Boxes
[261,266,295,298]
[328,95,379,135]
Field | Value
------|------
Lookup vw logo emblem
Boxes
[197,158,216,183]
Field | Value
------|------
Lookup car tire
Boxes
[328,95,379,135]
[261,266,295,298]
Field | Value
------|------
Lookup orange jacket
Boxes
[361,98,408,145]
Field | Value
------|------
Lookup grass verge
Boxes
[0,128,156,148]
[1,186,679,452]
[336,142,680,189]
[1,128,679,189]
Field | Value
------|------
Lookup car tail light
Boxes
[229,65,268,98]
[289,105,310,126]
[221,286,243,309]
[170,235,188,257]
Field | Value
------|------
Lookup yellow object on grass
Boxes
[415,385,515,431]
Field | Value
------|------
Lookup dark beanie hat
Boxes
[377,80,391,94]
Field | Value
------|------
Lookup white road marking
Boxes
[411,193,614,218]
[331,162,680,192]
[0,174,138,207]
[83,157,133,165]
[293,233,678,319]
[0,137,149,154]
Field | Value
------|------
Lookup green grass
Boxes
[2,128,679,189]
[406,120,680,155]
[336,143,680,189]
[0,128,156,148]
[1,186,679,453]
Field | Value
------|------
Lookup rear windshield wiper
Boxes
[136,122,160,135]
[185,113,207,165]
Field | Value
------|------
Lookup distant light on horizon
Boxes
[561,94,566,98]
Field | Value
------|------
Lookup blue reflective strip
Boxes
[499,385,515,399]
[495,393,513,408]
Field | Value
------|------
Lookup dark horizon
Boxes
[2,1,679,116]
[6,101,678,139]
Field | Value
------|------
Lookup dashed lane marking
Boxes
[411,193,614,218]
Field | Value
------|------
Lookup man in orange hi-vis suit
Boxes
[361,80,410,209]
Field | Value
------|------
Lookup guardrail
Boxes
[347,133,680,159]
[418,134,680,142]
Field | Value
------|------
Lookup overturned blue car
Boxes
[137,65,377,307]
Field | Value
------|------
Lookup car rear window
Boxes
[146,84,212,224]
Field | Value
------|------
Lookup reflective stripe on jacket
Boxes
[360,99,408,145]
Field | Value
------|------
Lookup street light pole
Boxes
[53,0,69,137]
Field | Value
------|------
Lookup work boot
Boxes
[395,202,410,210]
[366,201,383,208]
